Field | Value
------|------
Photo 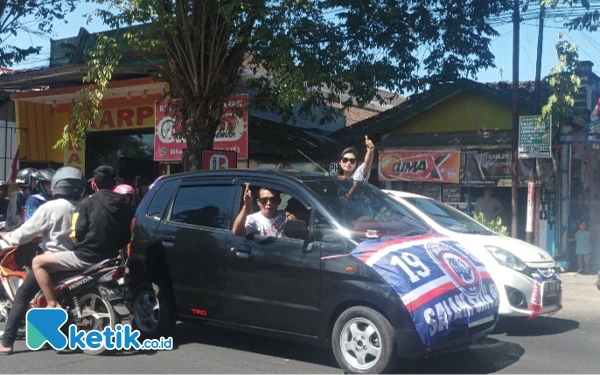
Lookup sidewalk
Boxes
[560,271,599,286]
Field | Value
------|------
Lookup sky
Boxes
[5,3,600,96]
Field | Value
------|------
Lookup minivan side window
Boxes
[169,185,235,230]
[313,210,343,245]
[147,180,178,220]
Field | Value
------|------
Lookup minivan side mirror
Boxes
[283,219,309,241]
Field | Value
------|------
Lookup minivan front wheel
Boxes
[332,306,397,374]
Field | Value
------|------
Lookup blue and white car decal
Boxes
[351,233,500,348]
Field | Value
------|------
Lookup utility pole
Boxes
[511,0,520,238]
[526,4,545,244]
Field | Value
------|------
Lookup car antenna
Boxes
[296,148,330,176]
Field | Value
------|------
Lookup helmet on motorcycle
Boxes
[15,168,37,189]
[51,167,87,200]
[34,169,56,196]
[113,184,135,196]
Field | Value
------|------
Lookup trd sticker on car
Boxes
[351,233,500,349]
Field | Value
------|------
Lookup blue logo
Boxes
[26,308,173,351]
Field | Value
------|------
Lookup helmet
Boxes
[34,169,56,196]
[15,168,37,188]
[113,184,135,195]
[0,180,8,194]
[51,167,87,200]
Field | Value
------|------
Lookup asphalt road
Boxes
[1,272,598,374]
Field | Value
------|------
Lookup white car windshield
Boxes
[304,180,432,240]
[403,197,494,235]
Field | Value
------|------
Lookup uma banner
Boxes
[378,150,461,183]
[351,234,499,348]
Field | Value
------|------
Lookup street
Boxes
[1,272,599,374]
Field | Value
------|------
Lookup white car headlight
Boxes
[485,245,526,271]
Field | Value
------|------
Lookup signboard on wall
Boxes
[63,140,85,172]
[518,115,552,159]
[201,150,237,170]
[460,150,554,187]
[378,150,461,183]
[154,95,249,161]
[90,105,155,131]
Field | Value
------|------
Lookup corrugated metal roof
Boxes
[248,117,340,160]
[378,130,512,150]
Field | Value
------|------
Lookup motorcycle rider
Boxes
[24,169,55,221]
[113,183,135,206]
[5,168,37,231]
[0,180,9,222]
[31,165,135,309]
[0,166,86,355]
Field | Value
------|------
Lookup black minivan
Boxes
[126,170,499,374]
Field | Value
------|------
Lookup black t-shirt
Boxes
[0,197,8,222]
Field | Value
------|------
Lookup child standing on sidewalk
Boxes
[571,220,592,273]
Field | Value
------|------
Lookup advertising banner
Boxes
[518,115,552,159]
[154,94,249,161]
[378,150,461,183]
[201,150,237,170]
[154,100,185,161]
[460,150,554,187]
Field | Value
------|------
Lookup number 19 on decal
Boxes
[391,253,431,283]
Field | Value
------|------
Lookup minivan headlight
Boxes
[485,245,526,272]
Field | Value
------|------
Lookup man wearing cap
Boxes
[31,165,135,309]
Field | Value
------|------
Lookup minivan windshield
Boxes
[403,197,494,235]
[304,179,431,240]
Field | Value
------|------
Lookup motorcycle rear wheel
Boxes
[74,289,118,356]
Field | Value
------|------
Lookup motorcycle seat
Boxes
[52,270,86,284]
[81,258,121,275]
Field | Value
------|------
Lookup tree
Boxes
[55,0,515,159]
[540,32,580,127]
[0,0,76,67]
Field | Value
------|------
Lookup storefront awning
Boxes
[0,64,157,91]
[9,77,166,106]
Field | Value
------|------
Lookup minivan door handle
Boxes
[162,235,176,244]
[235,244,251,253]
[231,244,251,258]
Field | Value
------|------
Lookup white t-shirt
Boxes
[245,211,287,237]
[352,164,370,182]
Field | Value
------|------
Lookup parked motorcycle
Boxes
[0,239,133,355]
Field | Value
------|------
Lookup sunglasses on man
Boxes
[258,197,279,205]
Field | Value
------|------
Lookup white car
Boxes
[383,189,562,318]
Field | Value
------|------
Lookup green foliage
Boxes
[53,35,122,150]
[473,212,509,236]
[0,0,77,67]
[61,0,515,152]
[540,32,580,127]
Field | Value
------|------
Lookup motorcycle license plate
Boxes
[99,284,132,301]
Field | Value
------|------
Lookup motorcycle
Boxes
[0,239,133,355]
[0,239,40,321]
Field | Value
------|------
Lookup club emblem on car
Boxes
[426,241,482,296]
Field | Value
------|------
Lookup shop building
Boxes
[335,79,557,251]
[1,26,404,194]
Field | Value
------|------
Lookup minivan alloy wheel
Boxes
[133,289,160,333]
[340,317,382,370]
